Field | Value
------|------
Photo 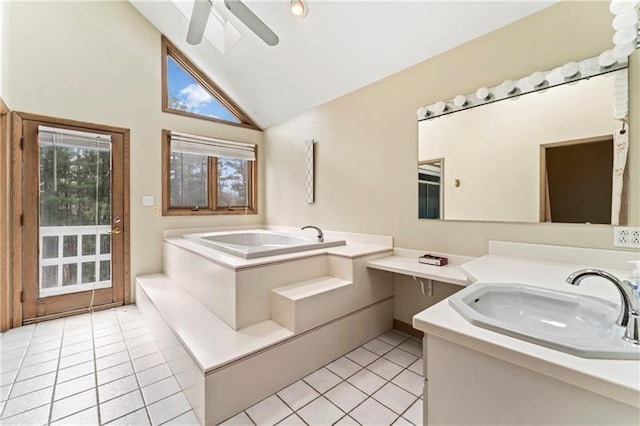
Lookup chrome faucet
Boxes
[301,225,324,242]
[566,269,639,345]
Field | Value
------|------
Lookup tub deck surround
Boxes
[413,242,640,423]
[163,228,393,332]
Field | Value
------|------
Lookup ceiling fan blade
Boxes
[187,0,213,45]
[224,0,279,46]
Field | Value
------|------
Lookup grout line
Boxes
[114,307,154,426]
[46,317,68,424]
[0,327,36,419]
[90,310,104,426]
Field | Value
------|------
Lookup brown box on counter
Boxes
[418,254,448,266]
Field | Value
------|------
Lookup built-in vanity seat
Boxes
[135,227,396,425]
[413,241,640,425]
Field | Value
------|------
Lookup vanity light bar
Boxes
[417,53,629,121]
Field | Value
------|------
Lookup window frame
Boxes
[161,36,260,131]
[161,130,258,216]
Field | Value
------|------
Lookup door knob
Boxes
[107,227,121,235]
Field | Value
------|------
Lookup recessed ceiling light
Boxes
[290,0,308,18]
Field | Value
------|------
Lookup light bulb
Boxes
[290,0,308,18]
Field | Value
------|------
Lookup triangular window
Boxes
[161,36,259,130]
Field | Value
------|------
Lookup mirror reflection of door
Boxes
[18,115,128,323]
[419,159,443,219]
[541,136,613,224]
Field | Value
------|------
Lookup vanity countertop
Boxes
[413,252,640,408]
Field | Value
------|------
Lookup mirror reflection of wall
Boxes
[418,160,442,219]
[418,68,634,225]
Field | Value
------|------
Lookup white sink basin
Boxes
[449,283,640,360]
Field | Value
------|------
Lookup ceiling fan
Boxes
[187,0,279,46]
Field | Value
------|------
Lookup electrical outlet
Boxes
[614,226,640,248]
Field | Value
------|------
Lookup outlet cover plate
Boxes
[614,226,640,248]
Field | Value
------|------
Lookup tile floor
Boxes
[220,329,424,426]
[1,306,424,426]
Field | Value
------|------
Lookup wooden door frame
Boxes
[0,97,10,331]
[12,112,131,327]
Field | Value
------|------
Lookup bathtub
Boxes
[183,230,346,259]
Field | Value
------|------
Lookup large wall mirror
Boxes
[418,64,636,225]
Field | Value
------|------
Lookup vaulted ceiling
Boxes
[130,1,557,129]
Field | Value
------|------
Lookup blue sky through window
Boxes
[166,56,240,123]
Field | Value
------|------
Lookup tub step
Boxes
[270,276,353,333]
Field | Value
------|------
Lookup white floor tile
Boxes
[0,370,18,386]
[50,388,97,421]
[347,369,386,395]
[0,403,50,426]
[126,334,155,349]
[392,416,413,426]
[9,372,56,399]
[334,414,360,426]
[99,389,145,424]
[303,368,342,394]
[1,348,27,363]
[246,395,292,426]
[402,398,422,425]
[58,350,94,370]
[277,380,319,411]
[372,383,416,415]
[54,373,96,401]
[296,396,343,426]
[136,363,173,387]
[29,332,63,346]
[61,331,93,347]
[119,319,146,331]
[141,376,181,405]
[20,349,59,368]
[132,352,165,372]
[377,331,409,347]
[60,340,93,358]
[56,360,95,384]
[325,382,367,413]
[147,392,191,425]
[98,374,140,403]
[383,349,418,368]
[326,357,361,379]
[95,341,128,359]
[345,347,378,367]
[97,362,135,386]
[94,326,122,339]
[367,358,403,381]
[51,405,99,425]
[94,333,125,349]
[350,397,397,426]
[1,386,53,419]
[398,340,422,357]
[164,409,200,425]
[123,327,151,340]
[218,410,252,425]
[15,359,58,381]
[277,412,306,425]
[0,357,21,373]
[96,350,131,371]
[391,370,423,397]
[407,358,422,376]
[363,339,394,356]
[0,384,11,402]
[128,342,160,360]
[104,407,150,425]
[25,340,60,357]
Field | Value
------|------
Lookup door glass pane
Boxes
[39,129,112,297]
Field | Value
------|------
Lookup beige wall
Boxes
[264,2,640,323]
[420,73,618,222]
[5,1,264,295]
